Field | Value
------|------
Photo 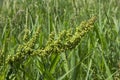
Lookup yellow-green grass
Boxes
[0,0,120,80]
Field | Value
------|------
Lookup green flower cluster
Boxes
[6,16,96,65]
[6,27,40,65]
[32,16,97,56]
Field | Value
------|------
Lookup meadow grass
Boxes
[0,0,120,80]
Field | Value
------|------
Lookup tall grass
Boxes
[0,0,120,80]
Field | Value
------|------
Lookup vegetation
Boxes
[0,0,120,80]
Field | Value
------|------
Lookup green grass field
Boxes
[0,0,120,80]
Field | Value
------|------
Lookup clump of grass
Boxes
[0,0,120,80]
